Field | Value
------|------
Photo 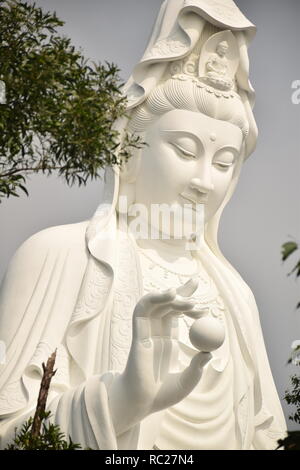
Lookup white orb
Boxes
[189,316,225,352]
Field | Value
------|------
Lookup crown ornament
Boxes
[168,30,240,99]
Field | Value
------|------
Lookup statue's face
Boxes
[130,109,243,238]
[217,43,228,57]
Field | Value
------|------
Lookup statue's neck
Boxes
[136,237,193,260]
[136,238,199,277]
[125,215,202,275]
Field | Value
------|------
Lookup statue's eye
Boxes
[172,143,196,159]
[213,161,233,170]
[170,139,197,159]
[213,150,236,170]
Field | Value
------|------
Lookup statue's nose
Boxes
[189,177,214,194]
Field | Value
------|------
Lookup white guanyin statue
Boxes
[0,0,288,450]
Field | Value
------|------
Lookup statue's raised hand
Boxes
[108,278,215,436]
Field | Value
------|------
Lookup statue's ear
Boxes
[119,146,142,184]
[117,146,142,213]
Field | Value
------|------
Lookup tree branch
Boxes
[0,166,62,178]
[30,350,57,439]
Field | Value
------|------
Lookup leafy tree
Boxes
[0,1,142,450]
[0,0,142,201]
[281,241,300,366]
[5,351,86,450]
[276,240,300,450]
[5,411,82,450]
[282,241,300,285]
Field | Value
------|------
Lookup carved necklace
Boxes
[137,245,225,328]
[136,245,202,280]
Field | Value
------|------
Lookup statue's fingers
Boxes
[152,352,212,412]
[149,296,195,318]
[151,303,175,318]
[168,298,196,312]
[176,278,199,297]
[150,288,177,304]
[178,352,212,393]
[150,312,179,342]
[159,316,179,380]
[183,306,209,320]
[132,315,151,342]
[150,307,178,342]
[160,337,179,379]
[161,314,179,340]
[149,308,179,378]
[160,353,212,405]
[134,288,176,317]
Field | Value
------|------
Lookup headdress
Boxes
[87,0,258,274]
[168,30,240,94]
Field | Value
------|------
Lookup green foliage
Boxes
[0,0,143,201]
[277,431,300,451]
[284,375,300,424]
[277,239,300,450]
[282,241,300,280]
[5,411,82,450]
[282,242,298,262]
[287,342,300,367]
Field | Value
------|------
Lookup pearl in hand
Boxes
[189,315,225,352]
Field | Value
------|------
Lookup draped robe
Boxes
[0,214,288,450]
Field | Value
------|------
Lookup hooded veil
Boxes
[0,0,287,450]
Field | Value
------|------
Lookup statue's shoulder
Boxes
[0,221,90,347]
[19,220,89,254]
[4,220,90,284]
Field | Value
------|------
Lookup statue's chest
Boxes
[138,252,238,449]
[110,241,227,371]
[138,250,226,351]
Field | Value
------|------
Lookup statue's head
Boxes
[87,0,257,271]
[217,41,229,57]
[117,27,254,241]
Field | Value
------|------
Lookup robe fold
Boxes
[0,218,288,450]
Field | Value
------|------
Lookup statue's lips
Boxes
[180,192,208,208]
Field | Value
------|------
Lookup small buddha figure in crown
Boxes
[204,40,233,91]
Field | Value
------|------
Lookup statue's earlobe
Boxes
[116,148,142,213]
[119,149,141,183]
[116,179,136,214]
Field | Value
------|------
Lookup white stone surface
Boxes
[0,0,288,450]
